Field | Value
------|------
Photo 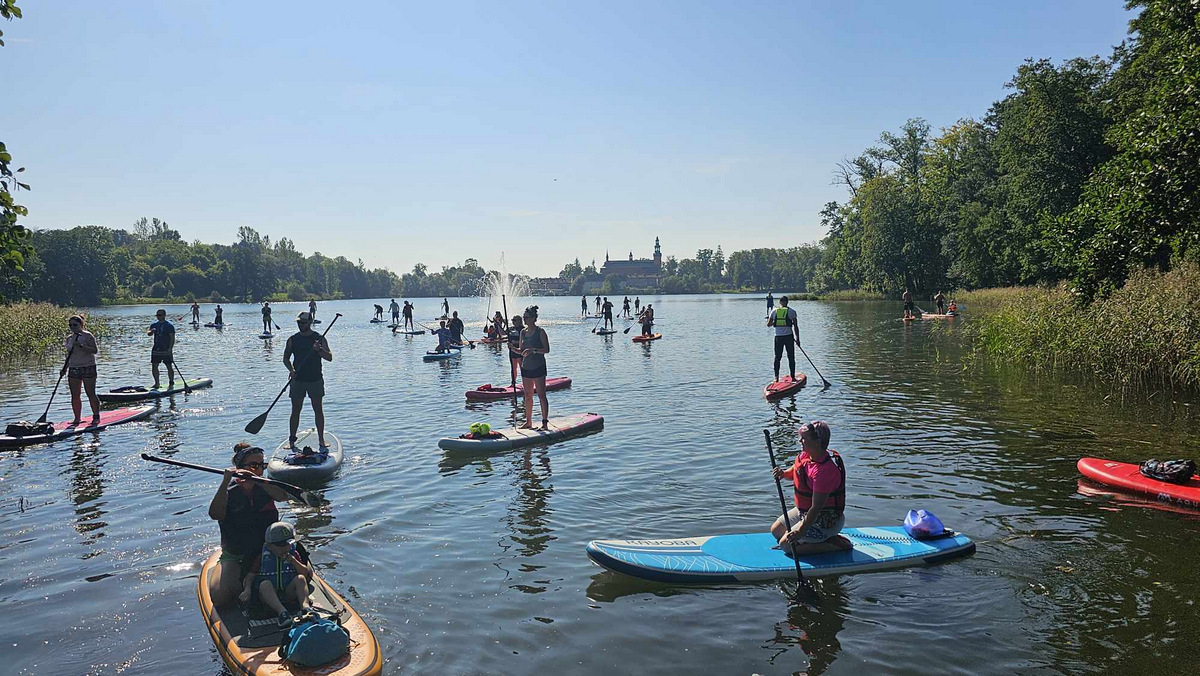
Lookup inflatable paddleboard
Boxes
[0,406,154,449]
[423,348,461,362]
[98,378,213,402]
[632,333,662,342]
[369,318,386,323]
[586,526,975,583]
[258,331,273,339]
[920,313,957,319]
[395,330,425,335]
[597,329,617,336]
[438,413,603,452]
[267,429,343,484]
[764,373,807,400]
[478,336,507,344]
[1078,457,1200,509]
[197,550,381,676]
[203,322,225,328]
[466,377,572,401]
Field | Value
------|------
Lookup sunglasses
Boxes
[239,461,268,470]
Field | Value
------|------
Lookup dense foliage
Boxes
[0,2,33,290]
[0,302,108,362]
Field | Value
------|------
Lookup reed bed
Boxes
[0,303,109,363]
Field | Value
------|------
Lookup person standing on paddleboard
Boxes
[402,300,415,331]
[602,297,614,331]
[389,299,400,325]
[308,298,317,321]
[373,303,385,321]
[214,304,224,325]
[63,314,100,425]
[507,315,524,384]
[640,304,655,336]
[207,443,290,606]
[933,290,946,315]
[770,421,848,555]
[448,311,465,345]
[594,295,601,314]
[767,296,799,383]
[190,301,201,324]
[622,297,631,318]
[283,312,333,449]
[148,309,177,390]
[634,297,640,314]
[581,295,588,318]
[767,291,774,310]
[261,301,272,334]
[442,297,450,316]
[518,306,551,430]
[902,288,914,319]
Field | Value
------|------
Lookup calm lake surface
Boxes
[2,294,1198,675]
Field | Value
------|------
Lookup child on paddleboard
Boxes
[240,521,313,628]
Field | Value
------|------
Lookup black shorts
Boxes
[521,365,547,380]
[904,301,914,311]
[151,352,174,366]
[290,378,325,401]
[68,364,97,381]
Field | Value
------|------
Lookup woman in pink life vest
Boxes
[770,421,850,555]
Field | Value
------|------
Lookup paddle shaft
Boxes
[763,429,818,599]
[170,360,194,394]
[795,339,831,387]
[140,453,311,501]
[39,347,74,423]
[502,294,516,391]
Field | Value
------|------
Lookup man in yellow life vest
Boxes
[766,296,800,383]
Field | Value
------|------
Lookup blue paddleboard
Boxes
[586,526,975,583]
[423,348,461,362]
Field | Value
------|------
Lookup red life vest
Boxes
[792,450,846,513]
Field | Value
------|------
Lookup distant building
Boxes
[599,238,663,288]
[529,277,570,295]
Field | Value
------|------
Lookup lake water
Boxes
[2,294,1197,675]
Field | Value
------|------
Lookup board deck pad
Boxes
[0,406,154,448]
[764,374,807,400]
[438,413,603,452]
[466,377,572,401]
[1078,457,1200,509]
[268,429,343,484]
[97,378,212,402]
[586,526,975,583]
[632,333,662,342]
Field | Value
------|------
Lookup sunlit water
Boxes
[2,295,1198,675]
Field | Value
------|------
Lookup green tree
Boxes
[0,3,32,288]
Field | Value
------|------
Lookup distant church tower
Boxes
[653,237,662,269]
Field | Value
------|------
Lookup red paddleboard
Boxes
[764,374,807,400]
[465,377,572,401]
[632,333,662,342]
[1077,457,1200,509]
[0,406,155,448]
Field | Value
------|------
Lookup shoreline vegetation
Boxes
[0,302,109,363]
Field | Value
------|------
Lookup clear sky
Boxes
[4,1,1134,277]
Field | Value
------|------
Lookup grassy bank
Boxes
[0,303,110,362]
[963,264,1200,391]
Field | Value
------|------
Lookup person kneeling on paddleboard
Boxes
[207,443,290,606]
[770,421,850,555]
[240,521,314,628]
[431,321,453,352]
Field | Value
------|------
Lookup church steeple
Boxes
[653,236,662,267]
[605,250,609,263]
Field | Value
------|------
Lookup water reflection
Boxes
[765,579,848,675]
[69,440,107,547]
[505,449,553,559]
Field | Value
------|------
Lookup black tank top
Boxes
[290,331,323,381]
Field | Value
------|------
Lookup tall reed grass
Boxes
[0,303,109,362]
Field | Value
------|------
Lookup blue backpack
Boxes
[903,509,945,539]
[278,617,349,667]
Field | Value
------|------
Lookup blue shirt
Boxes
[432,327,452,347]
[149,320,175,353]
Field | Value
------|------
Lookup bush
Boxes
[286,281,307,301]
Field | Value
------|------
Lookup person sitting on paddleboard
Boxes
[902,288,914,319]
[261,301,273,333]
[148,308,176,390]
[207,443,290,606]
[431,320,453,352]
[373,304,385,320]
[284,312,332,449]
[518,306,551,430]
[448,311,465,345]
[63,314,100,425]
[240,521,313,628]
[602,297,614,330]
[947,300,957,314]
[770,421,849,555]
[214,304,223,325]
[402,301,415,331]
[190,301,201,323]
[933,291,946,315]
[640,304,655,336]
[767,296,800,383]
[308,298,317,320]
[507,315,524,384]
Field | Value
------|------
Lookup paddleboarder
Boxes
[63,314,100,425]
[769,421,848,555]
[933,291,946,315]
[767,295,799,383]
[207,443,290,606]
[442,297,450,316]
[261,302,273,333]
[283,312,332,449]
[148,309,177,390]
[902,288,914,319]
[430,320,453,352]
[622,296,631,318]
[518,305,551,430]
[487,311,506,339]
[767,291,774,310]
[190,301,201,324]
[640,304,655,337]
[240,521,313,628]
[402,300,415,331]
[448,311,465,344]
[389,298,400,325]
[602,297,614,330]
[507,315,524,384]
[214,304,224,325]
[581,295,588,318]
[308,298,317,320]
[594,295,601,314]
[373,303,385,321]
[634,297,640,314]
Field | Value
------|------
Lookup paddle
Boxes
[590,313,605,334]
[170,360,194,394]
[763,429,821,605]
[244,313,341,435]
[38,347,74,423]
[141,453,320,507]
[795,339,831,388]
[502,293,516,393]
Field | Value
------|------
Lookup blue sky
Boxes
[4,1,1134,277]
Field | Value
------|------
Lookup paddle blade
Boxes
[299,490,322,507]
[244,411,268,434]
[796,580,823,606]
